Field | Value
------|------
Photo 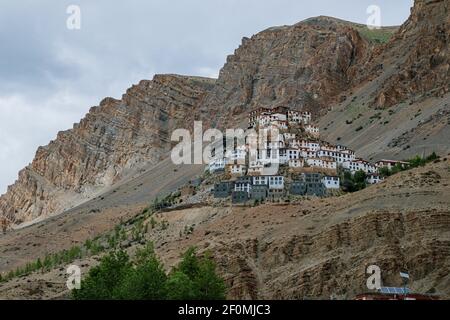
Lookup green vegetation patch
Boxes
[72,245,226,300]
[356,26,396,44]
[379,152,440,177]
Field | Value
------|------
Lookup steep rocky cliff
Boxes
[1,0,448,229]
[200,16,375,128]
[0,75,215,225]
[317,0,450,161]
[365,0,449,108]
[0,17,380,227]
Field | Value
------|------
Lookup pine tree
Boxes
[117,244,167,299]
[72,250,131,300]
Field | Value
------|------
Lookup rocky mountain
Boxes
[0,18,393,228]
[200,16,382,128]
[0,0,449,232]
[318,0,450,161]
[0,0,449,300]
[360,0,449,109]
[1,154,449,299]
[0,75,215,225]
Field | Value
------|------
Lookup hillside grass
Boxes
[355,26,397,44]
[0,192,180,284]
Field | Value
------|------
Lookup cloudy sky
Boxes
[0,0,414,194]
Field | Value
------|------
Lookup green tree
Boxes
[43,255,53,271]
[341,171,356,192]
[353,170,366,184]
[177,247,200,280]
[72,250,131,300]
[117,245,167,300]
[150,217,157,229]
[379,166,391,177]
[170,247,225,300]
[71,245,225,300]
[7,270,14,280]
[35,258,43,271]
[165,271,196,300]
[391,163,404,174]
[353,170,367,191]
[427,152,438,162]
[194,252,226,300]
[409,155,424,168]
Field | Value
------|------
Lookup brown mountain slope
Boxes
[318,87,450,161]
[200,16,379,128]
[359,0,449,109]
[0,17,393,228]
[0,157,204,275]
[318,0,450,160]
[0,0,449,301]
[0,75,214,226]
[0,157,449,299]
[1,0,449,232]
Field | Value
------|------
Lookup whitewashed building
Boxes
[248,161,264,176]
[283,132,296,140]
[271,113,287,122]
[288,111,312,125]
[256,149,277,165]
[287,148,300,160]
[208,158,227,173]
[305,124,320,137]
[299,148,317,159]
[366,174,384,184]
[253,176,269,186]
[306,158,337,170]
[291,139,320,151]
[269,120,288,130]
[279,149,289,165]
[266,138,285,149]
[307,141,321,151]
[289,159,304,168]
[375,160,410,170]
[322,176,340,189]
[228,164,247,175]
[317,149,355,164]
[226,149,247,162]
[343,159,377,174]
[234,182,251,194]
[269,176,285,189]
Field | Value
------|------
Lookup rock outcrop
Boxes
[365,0,449,108]
[200,16,374,128]
[0,75,215,225]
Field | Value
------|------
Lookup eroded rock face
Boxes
[0,139,449,300]
[367,0,450,108]
[0,18,373,228]
[0,0,447,228]
[201,17,371,128]
[0,75,215,225]
[217,209,450,299]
